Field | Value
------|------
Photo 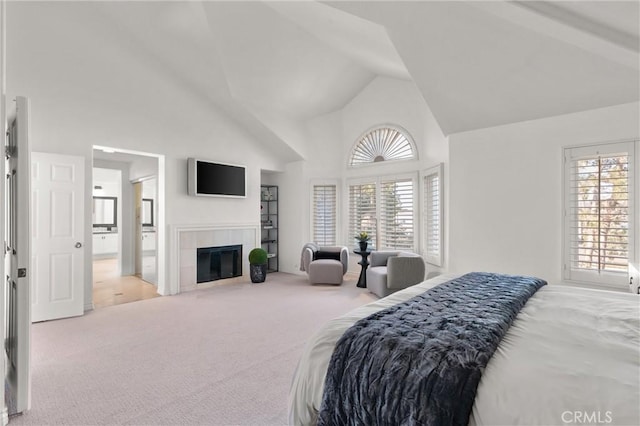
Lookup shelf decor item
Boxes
[356,231,371,251]
[261,187,273,201]
[249,248,268,283]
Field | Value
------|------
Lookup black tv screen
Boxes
[188,158,246,198]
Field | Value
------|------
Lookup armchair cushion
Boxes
[314,250,342,262]
[308,260,344,285]
[317,246,348,275]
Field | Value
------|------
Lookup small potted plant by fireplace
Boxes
[248,248,268,283]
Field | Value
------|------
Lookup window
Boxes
[564,141,635,287]
[349,176,416,250]
[423,164,443,266]
[312,184,337,246]
[348,182,377,247]
[349,125,416,166]
[379,178,414,250]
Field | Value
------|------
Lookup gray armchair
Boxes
[301,244,349,285]
[366,251,425,297]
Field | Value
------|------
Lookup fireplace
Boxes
[171,224,258,293]
[197,245,242,283]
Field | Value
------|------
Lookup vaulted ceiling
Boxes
[7,1,639,163]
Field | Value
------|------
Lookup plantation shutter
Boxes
[349,127,415,166]
[312,185,337,246]
[565,141,635,286]
[424,165,443,266]
[379,178,414,250]
[349,183,377,249]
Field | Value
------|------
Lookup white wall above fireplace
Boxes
[169,224,259,294]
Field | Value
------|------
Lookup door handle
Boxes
[75,242,82,248]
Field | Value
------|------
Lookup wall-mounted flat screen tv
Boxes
[187,158,246,198]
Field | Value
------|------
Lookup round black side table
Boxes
[354,248,372,288]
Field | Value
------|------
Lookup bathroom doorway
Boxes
[92,146,166,308]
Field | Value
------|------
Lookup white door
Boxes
[31,152,85,322]
[5,96,31,414]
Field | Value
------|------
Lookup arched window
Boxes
[349,125,416,166]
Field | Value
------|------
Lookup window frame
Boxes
[563,140,637,289]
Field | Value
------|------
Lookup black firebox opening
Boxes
[197,245,242,283]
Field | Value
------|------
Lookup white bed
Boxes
[288,274,640,425]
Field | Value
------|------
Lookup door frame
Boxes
[4,97,31,417]
[1,0,8,422]
[133,181,143,277]
[91,146,167,295]
[132,176,158,285]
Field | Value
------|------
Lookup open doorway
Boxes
[91,146,166,308]
[92,166,157,308]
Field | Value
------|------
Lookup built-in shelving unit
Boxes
[260,185,278,272]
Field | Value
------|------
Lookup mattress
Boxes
[288,274,640,425]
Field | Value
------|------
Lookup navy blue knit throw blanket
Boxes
[318,272,547,426]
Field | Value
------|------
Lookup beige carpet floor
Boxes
[10,272,376,425]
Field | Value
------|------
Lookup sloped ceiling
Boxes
[7,1,639,160]
[327,0,639,134]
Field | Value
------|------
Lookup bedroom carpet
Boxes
[9,272,376,425]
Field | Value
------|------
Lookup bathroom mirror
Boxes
[142,198,154,226]
[93,196,117,227]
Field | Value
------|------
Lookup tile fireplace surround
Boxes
[171,224,259,293]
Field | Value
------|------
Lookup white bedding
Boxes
[288,274,640,425]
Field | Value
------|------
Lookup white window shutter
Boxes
[312,185,337,246]
[348,177,416,251]
[349,183,377,248]
[424,165,443,266]
[564,141,635,287]
[349,126,416,166]
[379,178,414,250]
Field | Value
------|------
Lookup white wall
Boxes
[273,111,343,274]
[275,76,449,274]
[342,76,444,175]
[448,102,640,286]
[7,4,285,300]
[92,167,120,198]
[271,161,307,274]
[129,156,157,182]
[141,178,156,198]
[141,177,157,228]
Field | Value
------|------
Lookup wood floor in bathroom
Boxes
[93,258,160,309]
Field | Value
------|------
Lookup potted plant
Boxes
[355,231,371,251]
[248,248,268,283]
